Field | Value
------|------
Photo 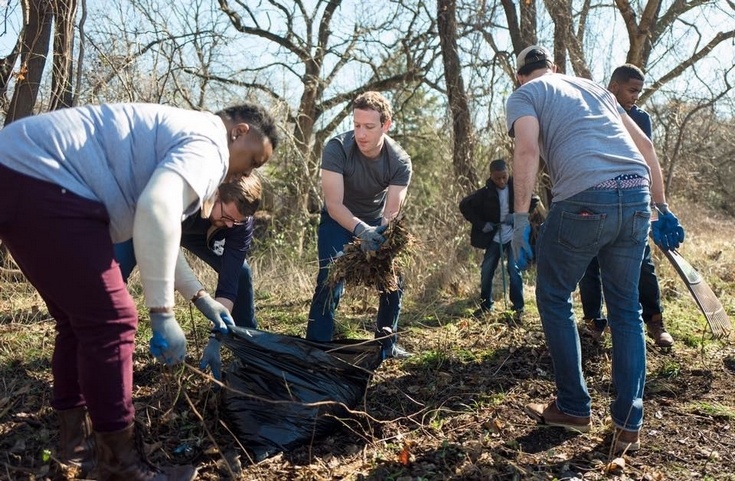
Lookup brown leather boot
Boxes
[583,317,607,341]
[57,406,96,478]
[95,423,197,481]
[646,313,674,347]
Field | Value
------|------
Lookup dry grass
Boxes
[1,199,734,480]
[327,217,418,293]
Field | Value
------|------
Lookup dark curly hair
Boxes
[216,103,280,150]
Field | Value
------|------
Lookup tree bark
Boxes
[1,41,22,114]
[438,0,476,191]
[50,0,78,110]
[4,0,54,125]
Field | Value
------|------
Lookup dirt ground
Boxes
[2,301,734,481]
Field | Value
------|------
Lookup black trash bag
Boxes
[219,327,383,462]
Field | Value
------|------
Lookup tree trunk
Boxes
[438,0,476,191]
[50,0,78,110]
[1,41,22,114]
[4,0,54,125]
[616,0,663,67]
[501,0,538,52]
[544,0,591,79]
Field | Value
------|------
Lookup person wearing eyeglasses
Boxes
[114,175,262,380]
[0,102,278,480]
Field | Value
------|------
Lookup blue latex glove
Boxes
[199,336,222,381]
[149,311,187,366]
[353,223,388,252]
[193,294,234,334]
[481,222,494,233]
[651,208,685,251]
[511,213,533,271]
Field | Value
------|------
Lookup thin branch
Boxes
[217,0,309,60]
[642,30,735,103]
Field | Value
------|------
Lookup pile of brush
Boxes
[327,216,417,292]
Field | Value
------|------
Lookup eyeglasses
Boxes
[218,201,246,226]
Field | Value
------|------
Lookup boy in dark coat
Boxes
[460,159,536,320]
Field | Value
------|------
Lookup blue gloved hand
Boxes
[651,206,685,251]
[199,335,222,381]
[481,222,494,233]
[353,223,388,252]
[149,311,187,366]
[193,293,234,334]
[511,212,533,271]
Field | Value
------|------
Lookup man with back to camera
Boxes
[306,91,413,359]
[507,46,685,453]
[579,64,674,348]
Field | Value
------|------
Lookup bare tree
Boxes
[80,0,229,107]
[1,1,23,114]
[49,0,77,110]
[614,0,735,103]
[4,0,53,124]
[543,0,591,78]
[214,0,436,219]
[438,0,476,190]
[2,0,81,125]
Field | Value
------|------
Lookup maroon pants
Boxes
[0,164,136,432]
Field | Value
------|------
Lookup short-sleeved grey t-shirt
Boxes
[321,131,412,220]
[0,103,229,242]
[506,74,650,202]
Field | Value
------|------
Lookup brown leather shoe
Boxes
[646,314,674,347]
[583,317,607,341]
[523,400,591,433]
[613,427,640,453]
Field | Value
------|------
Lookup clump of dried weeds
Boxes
[327,217,418,293]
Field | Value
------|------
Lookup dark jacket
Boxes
[459,177,538,249]
[181,213,254,303]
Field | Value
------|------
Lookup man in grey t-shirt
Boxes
[506,45,684,454]
[306,91,413,359]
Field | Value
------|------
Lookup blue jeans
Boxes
[480,240,524,311]
[579,243,663,323]
[113,238,257,328]
[306,211,402,349]
[535,185,650,431]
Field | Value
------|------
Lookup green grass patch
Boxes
[687,401,735,419]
